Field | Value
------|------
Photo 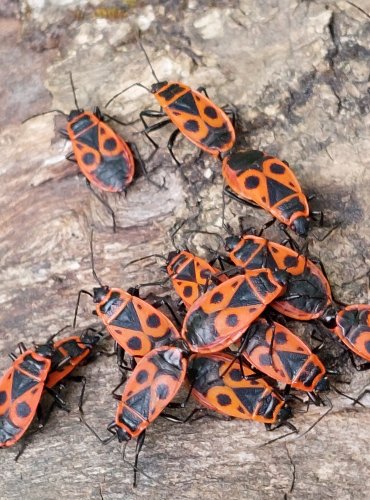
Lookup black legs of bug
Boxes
[348,351,370,372]
[167,129,182,165]
[14,399,58,461]
[128,142,164,189]
[139,110,182,166]
[352,389,370,406]
[140,110,170,153]
[223,185,262,211]
[85,180,117,233]
[132,431,146,488]
[73,289,93,328]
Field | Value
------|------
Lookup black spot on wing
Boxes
[226,314,239,327]
[284,255,299,268]
[184,120,199,132]
[259,353,272,366]
[136,370,149,384]
[204,106,218,119]
[183,286,193,298]
[217,393,231,406]
[104,138,117,151]
[0,391,7,405]
[245,176,260,189]
[229,369,243,382]
[275,331,287,344]
[270,163,285,174]
[200,269,211,279]
[146,313,161,328]
[16,402,31,418]
[210,292,224,304]
[83,152,95,165]
[127,336,143,351]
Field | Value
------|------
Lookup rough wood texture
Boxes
[1,1,370,498]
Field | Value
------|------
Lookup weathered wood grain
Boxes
[0,1,369,498]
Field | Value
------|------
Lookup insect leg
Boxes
[85,179,117,233]
[167,128,182,166]
[128,142,164,188]
[133,430,146,487]
[139,110,170,153]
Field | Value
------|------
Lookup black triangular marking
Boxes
[168,91,200,116]
[176,260,196,282]
[246,246,277,271]
[126,387,151,420]
[267,177,296,206]
[277,350,308,379]
[234,386,265,414]
[111,301,142,332]
[234,239,261,264]
[228,280,261,308]
[76,124,99,149]
[11,370,38,402]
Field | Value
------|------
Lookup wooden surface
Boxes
[0,1,370,498]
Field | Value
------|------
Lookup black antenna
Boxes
[45,325,72,344]
[104,82,151,109]
[124,254,167,270]
[90,230,103,287]
[22,109,68,124]
[184,230,225,252]
[170,220,189,251]
[298,395,333,438]
[69,71,80,110]
[138,38,160,83]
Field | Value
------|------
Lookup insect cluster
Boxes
[2,40,370,487]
